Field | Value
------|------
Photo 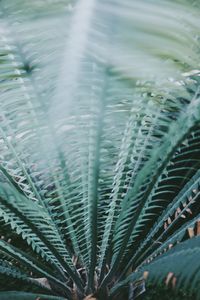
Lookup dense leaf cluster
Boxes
[0,0,200,299]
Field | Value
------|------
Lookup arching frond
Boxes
[0,0,200,299]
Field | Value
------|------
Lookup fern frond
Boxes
[0,179,84,292]
[0,239,71,295]
[100,85,200,288]
[0,0,200,298]
[0,258,52,293]
[111,236,200,299]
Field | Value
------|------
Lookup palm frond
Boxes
[111,236,200,299]
[0,0,200,299]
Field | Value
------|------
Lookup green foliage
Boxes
[138,284,194,300]
[0,0,200,299]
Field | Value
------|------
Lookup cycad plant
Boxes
[0,0,200,299]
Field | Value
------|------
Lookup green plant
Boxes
[0,0,200,299]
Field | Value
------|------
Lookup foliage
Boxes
[0,0,200,299]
